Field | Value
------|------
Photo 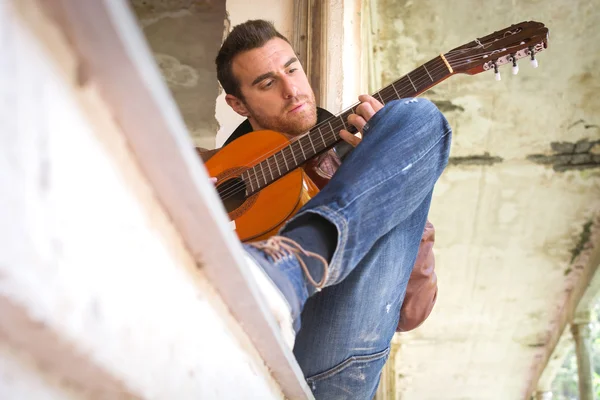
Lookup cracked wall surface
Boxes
[130,0,225,149]
[130,0,295,148]
[528,139,600,171]
[371,1,600,399]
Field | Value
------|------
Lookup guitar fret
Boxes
[308,133,316,154]
[290,143,297,165]
[274,153,282,176]
[259,162,266,186]
[328,120,335,141]
[282,146,290,170]
[376,92,385,105]
[318,126,327,147]
[406,73,417,92]
[266,157,274,181]
[391,82,400,98]
[298,138,307,160]
[243,170,253,194]
[423,64,434,82]
[340,115,347,131]
[247,168,256,193]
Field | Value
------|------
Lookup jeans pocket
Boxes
[305,347,390,399]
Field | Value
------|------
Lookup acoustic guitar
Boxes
[205,21,549,242]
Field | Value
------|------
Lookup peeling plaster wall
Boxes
[370,1,600,399]
[393,168,600,400]
[130,0,295,148]
[371,0,600,163]
[130,0,225,149]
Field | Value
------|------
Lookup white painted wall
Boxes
[0,344,82,400]
[324,0,367,114]
[0,1,284,398]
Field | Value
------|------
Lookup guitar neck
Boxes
[244,55,453,195]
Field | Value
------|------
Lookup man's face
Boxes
[227,38,317,137]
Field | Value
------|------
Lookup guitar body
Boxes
[205,130,320,243]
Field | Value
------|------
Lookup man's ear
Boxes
[225,94,250,117]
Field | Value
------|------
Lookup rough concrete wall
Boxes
[130,0,225,149]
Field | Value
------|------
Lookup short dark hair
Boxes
[216,20,290,100]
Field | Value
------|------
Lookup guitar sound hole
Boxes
[217,177,247,214]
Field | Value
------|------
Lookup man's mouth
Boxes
[288,103,305,113]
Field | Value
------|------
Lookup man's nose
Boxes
[281,77,298,98]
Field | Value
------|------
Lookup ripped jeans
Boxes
[249,98,452,399]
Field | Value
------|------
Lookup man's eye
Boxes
[289,68,297,74]
[263,81,274,88]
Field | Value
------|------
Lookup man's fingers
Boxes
[345,94,385,136]
[340,129,362,147]
[358,94,384,112]
[210,177,218,184]
[355,101,376,122]
[347,113,367,133]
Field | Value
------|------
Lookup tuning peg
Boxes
[530,57,538,68]
[493,63,501,81]
[511,55,519,75]
[529,48,539,68]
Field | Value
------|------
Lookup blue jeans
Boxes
[246,98,451,399]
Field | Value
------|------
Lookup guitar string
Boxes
[215,29,543,189]
[217,32,545,200]
[217,45,534,201]
[219,27,546,190]
[221,41,530,181]
[445,29,535,56]
[216,49,520,201]
[217,44,520,187]
[217,53,471,180]
[214,56,446,185]
[217,47,533,200]
[216,58,455,200]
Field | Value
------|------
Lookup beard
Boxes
[246,94,318,137]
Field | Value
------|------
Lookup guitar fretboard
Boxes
[241,55,452,196]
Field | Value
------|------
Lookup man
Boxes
[203,20,451,399]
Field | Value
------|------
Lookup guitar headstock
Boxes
[446,21,549,79]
